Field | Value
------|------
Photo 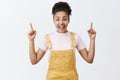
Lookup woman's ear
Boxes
[53,17,55,23]
[68,17,70,23]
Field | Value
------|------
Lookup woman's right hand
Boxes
[28,23,36,40]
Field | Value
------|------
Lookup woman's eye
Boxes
[56,19,59,21]
[63,19,67,21]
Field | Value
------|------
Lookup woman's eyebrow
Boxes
[55,16,68,18]
[55,16,60,18]
[63,16,67,18]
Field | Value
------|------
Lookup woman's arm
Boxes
[79,39,95,63]
[79,22,96,63]
[28,23,46,65]
[29,39,46,65]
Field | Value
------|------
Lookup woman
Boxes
[28,1,96,80]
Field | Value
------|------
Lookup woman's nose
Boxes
[59,20,63,24]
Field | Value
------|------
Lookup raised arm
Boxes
[28,23,46,65]
[79,22,96,63]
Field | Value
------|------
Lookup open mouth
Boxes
[58,26,65,30]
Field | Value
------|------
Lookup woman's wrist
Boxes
[29,39,34,42]
[90,38,95,41]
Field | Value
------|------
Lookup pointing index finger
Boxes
[30,22,34,30]
[90,22,93,29]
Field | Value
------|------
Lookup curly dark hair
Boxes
[52,2,72,16]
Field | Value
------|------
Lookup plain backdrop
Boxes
[0,0,120,80]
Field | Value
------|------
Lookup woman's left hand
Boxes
[88,22,96,39]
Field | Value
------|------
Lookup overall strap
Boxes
[45,34,52,50]
[70,32,76,48]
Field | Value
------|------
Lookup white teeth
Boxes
[59,26,64,28]
[58,26,64,30]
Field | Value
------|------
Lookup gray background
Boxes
[0,0,120,80]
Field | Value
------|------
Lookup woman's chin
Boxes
[57,30,67,33]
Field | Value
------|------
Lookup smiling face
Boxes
[53,11,70,33]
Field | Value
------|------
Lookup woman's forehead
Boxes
[54,11,68,17]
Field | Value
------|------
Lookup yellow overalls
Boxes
[45,32,78,80]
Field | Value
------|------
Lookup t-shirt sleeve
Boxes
[38,36,48,51]
[76,33,86,51]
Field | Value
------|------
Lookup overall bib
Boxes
[45,32,78,80]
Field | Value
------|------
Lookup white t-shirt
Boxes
[39,31,86,51]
